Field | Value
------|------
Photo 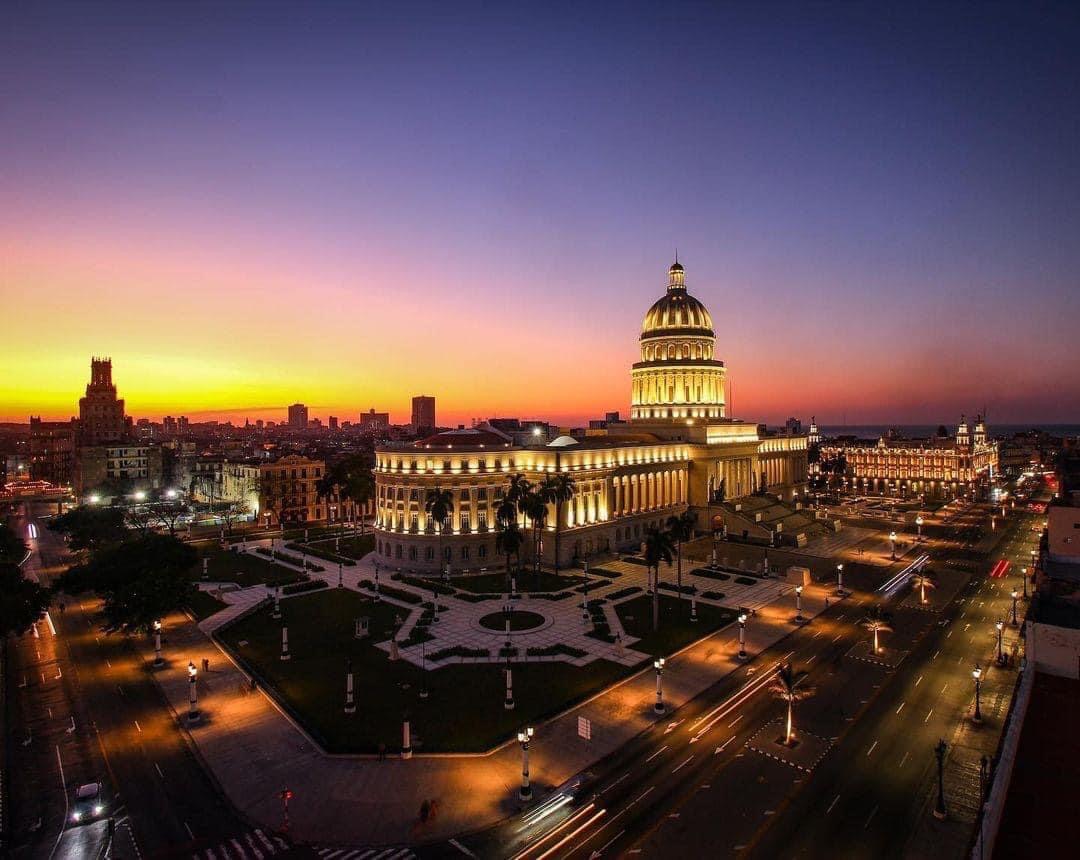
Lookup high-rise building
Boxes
[328,416,339,431]
[411,396,436,436]
[77,357,128,445]
[29,417,75,487]
[287,403,308,430]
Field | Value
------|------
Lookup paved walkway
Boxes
[152,551,835,846]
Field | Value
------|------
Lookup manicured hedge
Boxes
[282,579,328,596]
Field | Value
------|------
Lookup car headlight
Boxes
[71,811,82,821]
[93,804,104,815]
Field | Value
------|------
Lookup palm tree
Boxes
[770,662,814,746]
[522,488,548,576]
[666,511,697,601]
[540,474,575,575]
[910,572,937,605]
[424,487,455,575]
[643,527,675,632]
[861,605,893,654]
[495,521,525,589]
[507,474,532,525]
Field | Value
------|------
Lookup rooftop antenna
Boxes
[674,248,679,264]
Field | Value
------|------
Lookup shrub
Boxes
[701,590,726,600]
[527,643,587,658]
[428,645,489,661]
[658,582,697,595]
[285,541,356,567]
[282,579,328,596]
[607,586,643,601]
[358,581,422,605]
[735,576,757,586]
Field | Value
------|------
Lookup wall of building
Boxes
[1027,621,1080,680]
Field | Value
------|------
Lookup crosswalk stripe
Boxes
[230,838,247,857]
[322,851,343,859]
[273,836,289,850]
[254,831,276,852]
[244,832,265,859]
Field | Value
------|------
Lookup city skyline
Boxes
[3,3,1079,426]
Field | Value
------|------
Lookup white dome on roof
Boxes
[547,435,579,447]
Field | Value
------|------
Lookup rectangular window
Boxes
[426,546,435,560]
[461,546,470,560]
[460,513,471,532]
[410,514,419,533]
[478,510,488,530]
[478,545,487,559]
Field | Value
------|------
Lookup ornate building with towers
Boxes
[374,260,809,571]
[818,414,998,499]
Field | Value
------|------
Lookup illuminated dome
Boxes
[641,262,714,338]
[631,260,726,421]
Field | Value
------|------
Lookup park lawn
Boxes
[615,594,736,657]
[453,570,586,594]
[186,589,228,621]
[189,547,302,588]
[218,588,627,753]
[332,534,375,560]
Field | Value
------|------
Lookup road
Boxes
[428,497,1034,860]
[5,502,277,859]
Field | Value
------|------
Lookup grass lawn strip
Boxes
[189,547,302,588]
[186,589,228,621]
[452,570,586,594]
[615,594,736,657]
[217,589,628,753]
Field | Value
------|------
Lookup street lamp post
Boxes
[690,593,698,623]
[971,665,983,724]
[374,564,381,602]
[1010,590,1019,627]
[280,624,290,661]
[933,739,948,819]
[344,659,356,713]
[419,640,428,699]
[889,531,897,560]
[737,613,748,660]
[272,587,281,619]
[653,658,665,714]
[1021,567,1028,600]
[916,515,923,540]
[338,561,343,588]
[517,727,534,801]
[995,621,1004,664]
[836,563,844,596]
[795,585,805,622]
[504,658,515,711]
[187,661,200,723]
[152,620,163,668]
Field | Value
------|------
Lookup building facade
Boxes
[411,396,436,436]
[819,415,999,499]
[360,409,390,431]
[257,454,367,526]
[28,417,75,487]
[75,443,164,496]
[76,357,128,445]
[287,403,308,430]
[190,457,261,510]
[374,261,809,572]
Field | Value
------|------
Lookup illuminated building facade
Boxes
[375,261,809,571]
[819,415,999,499]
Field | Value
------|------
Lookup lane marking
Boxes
[925,709,933,723]
[867,740,878,757]
[900,751,910,767]
[134,720,142,733]
[864,804,879,829]
[728,714,744,729]
[184,822,194,840]
[155,763,164,778]
[826,794,840,815]
[896,702,905,715]
[915,675,923,687]
[672,755,694,774]
[645,745,667,763]
[940,683,949,694]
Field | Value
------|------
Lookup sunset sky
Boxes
[3,2,1078,427]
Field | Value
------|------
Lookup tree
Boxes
[0,563,51,637]
[151,500,189,537]
[495,521,525,587]
[316,454,375,531]
[771,662,814,746]
[0,523,27,564]
[643,527,674,632]
[49,506,128,554]
[715,477,726,504]
[424,487,455,574]
[540,474,575,575]
[55,534,197,634]
[911,572,937,605]
[521,487,548,576]
[507,474,532,527]
[861,605,893,654]
[666,511,697,601]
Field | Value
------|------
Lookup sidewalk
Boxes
[150,563,835,846]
